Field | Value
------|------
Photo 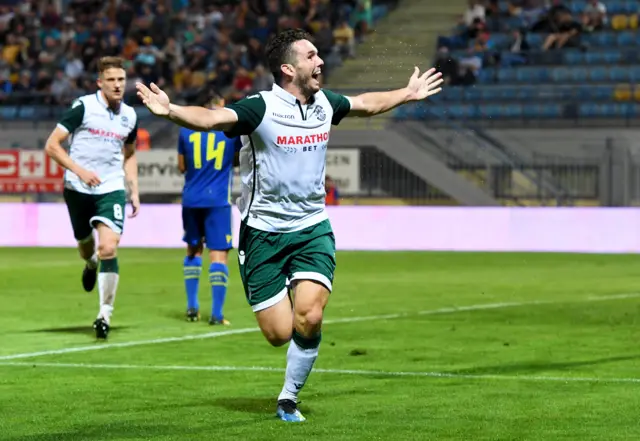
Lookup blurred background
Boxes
[1,0,639,208]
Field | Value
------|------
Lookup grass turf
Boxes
[1,248,639,440]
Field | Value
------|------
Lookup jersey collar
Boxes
[96,90,121,115]
[272,84,316,106]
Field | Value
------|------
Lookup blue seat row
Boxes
[496,0,639,15]
[450,48,639,66]
[393,102,640,120]
[559,50,627,65]
[478,65,640,84]
[436,85,617,102]
[487,31,640,49]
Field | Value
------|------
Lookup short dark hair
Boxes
[203,91,224,108]
[97,56,125,74]
[265,29,312,83]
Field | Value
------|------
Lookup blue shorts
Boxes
[182,206,233,251]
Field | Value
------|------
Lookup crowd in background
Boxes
[0,0,376,106]
[434,0,611,86]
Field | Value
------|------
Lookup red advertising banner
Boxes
[0,150,64,193]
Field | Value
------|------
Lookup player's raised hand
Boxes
[136,82,170,116]
[129,194,140,218]
[406,67,444,101]
[76,168,101,187]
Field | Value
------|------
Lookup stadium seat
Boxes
[563,51,583,65]
[446,104,477,119]
[442,87,463,101]
[613,85,632,101]
[609,66,630,82]
[520,104,557,119]
[526,34,544,48]
[588,66,608,82]
[464,87,483,101]
[616,31,635,46]
[603,50,624,64]
[611,14,629,30]
[0,106,18,120]
[502,104,523,118]
[588,32,617,47]
[568,0,586,14]
[478,68,497,84]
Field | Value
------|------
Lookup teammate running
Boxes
[136,29,443,421]
[45,56,140,340]
[178,93,241,325]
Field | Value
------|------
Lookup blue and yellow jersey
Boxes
[178,127,241,207]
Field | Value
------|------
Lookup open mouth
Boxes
[311,70,321,80]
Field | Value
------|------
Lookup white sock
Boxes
[98,272,119,324]
[278,339,320,403]
[85,253,98,270]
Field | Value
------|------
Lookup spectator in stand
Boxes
[541,9,583,50]
[460,0,486,27]
[334,19,356,58]
[1,0,384,109]
[434,46,461,85]
[325,176,340,206]
[581,0,607,31]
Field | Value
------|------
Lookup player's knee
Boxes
[209,250,228,265]
[263,328,292,347]
[295,306,324,332]
[98,242,117,259]
[187,243,203,258]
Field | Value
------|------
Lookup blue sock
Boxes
[209,263,228,321]
[183,256,202,310]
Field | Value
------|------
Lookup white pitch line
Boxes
[1,361,639,384]
[0,292,638,362]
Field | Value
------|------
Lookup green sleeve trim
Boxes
[323,89,351,126]
[58,99,85,133]
[125,117,138,144]
[223,94,267,137]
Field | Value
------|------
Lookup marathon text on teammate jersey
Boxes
[88,128,127,140]
[276,132,330,146]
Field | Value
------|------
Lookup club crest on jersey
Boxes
[312,105,326,122]
[120,116,128,127]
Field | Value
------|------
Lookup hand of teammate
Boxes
[135,82,170,116]
[129,194,140,218]
[76,168,101,187]
[406,67,444,101]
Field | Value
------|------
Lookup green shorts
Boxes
[238,219,336,312]
[63,188,126,241]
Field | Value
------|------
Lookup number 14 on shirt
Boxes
[189,132,226,170]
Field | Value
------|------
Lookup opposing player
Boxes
[178,92,241,325]
[45,56,140,340]
[136,29,442,421]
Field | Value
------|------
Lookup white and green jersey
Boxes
[57,92,138,195]
[224,85,351,233]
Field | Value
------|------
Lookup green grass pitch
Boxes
[1,248,640,440]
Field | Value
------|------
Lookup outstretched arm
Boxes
[136,82,238,132]
[348,67,443,117]
[166,103,238,132]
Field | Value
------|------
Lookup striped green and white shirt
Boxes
[224,85,351,233]
[57,92,138,195]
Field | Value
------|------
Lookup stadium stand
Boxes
[0,0,397,152]
[395,0,640,122]
[0,0,395,110]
